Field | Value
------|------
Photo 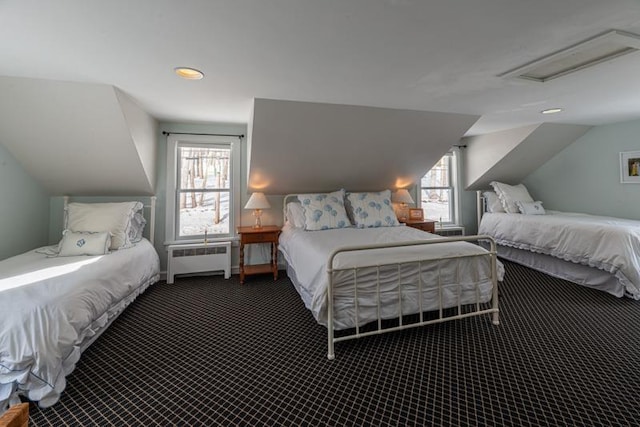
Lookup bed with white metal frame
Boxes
[280,195,501,359]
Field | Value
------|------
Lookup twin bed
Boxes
[477,182,640,299]
[0,197,160,412]
[278,190,502,359]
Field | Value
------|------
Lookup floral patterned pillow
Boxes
[297,189,352,231]
[346,190,400,228]
[516,200,546,215]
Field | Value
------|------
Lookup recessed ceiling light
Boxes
[174,67,204,80]
[541,108,563,114]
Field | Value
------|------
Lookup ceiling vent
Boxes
[499,30,640,82]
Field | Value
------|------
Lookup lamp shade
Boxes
[244,192,271,210]
[391,189,414,205]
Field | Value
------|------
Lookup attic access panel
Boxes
[499,30,640,82]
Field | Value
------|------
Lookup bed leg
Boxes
[327,335,335,360]
[328,330,335,360]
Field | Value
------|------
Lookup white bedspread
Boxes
[0,239,160,410]
[279,225,502,329]
[479,211,640,298]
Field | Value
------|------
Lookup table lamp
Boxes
[244,192,271,228]
[391,189,414,221]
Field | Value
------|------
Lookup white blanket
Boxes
[0,239,160,410]
[279,225,502,329]
[479,211,640,298]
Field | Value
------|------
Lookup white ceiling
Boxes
[3,0,640,135]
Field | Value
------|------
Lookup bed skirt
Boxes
[0,273,159,412]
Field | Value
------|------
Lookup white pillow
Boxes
[285,202,306,228]
[482,191,505,213]
[66,201,144,250]
[489,182,534,214]
[346,190,400,228]
[58,230,111,257]
[297,190,351,231]
[517,201,546,215]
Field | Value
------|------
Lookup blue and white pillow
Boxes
[297,190,352,231]
[58,230,112,256]
[516,200,546,215]
[346,190,400,228]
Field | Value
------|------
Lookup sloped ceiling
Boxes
[248,98,479,194]
[0,76,157,196]
[463,123,593,191]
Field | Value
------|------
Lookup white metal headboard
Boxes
[63,196,157,245]
[477,190,491,230]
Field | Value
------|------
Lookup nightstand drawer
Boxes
[242,231,279,244]
[404,220,436,233]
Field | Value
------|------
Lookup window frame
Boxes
[419,151,460,226]
[165,134,240,244]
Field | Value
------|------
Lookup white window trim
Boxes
[451,149,461,226]
[165,134,241,245]
[419,150,461,226]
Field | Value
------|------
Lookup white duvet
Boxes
[479,211,640,298]
[0,239,160,410]
[279,225,503,329]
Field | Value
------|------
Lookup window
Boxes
[166,135,240,242]
[420,152,458,225]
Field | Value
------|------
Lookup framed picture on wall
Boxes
[620,151,640,184]
[409,208,424,221]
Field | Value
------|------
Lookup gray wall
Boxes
[523,118,640,220]
[0,142,50,260]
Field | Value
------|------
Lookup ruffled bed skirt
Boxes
[0,273,159,413]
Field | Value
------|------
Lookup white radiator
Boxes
[167,241,231,284]
[435,226,465,237]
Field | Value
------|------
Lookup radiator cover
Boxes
[167,242,231,284]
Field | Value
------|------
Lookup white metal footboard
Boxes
[326,235,499,359]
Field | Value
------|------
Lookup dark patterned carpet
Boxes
[27,261,640,426]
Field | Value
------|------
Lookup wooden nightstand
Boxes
[402,220,436,233]
[237,225,281,284]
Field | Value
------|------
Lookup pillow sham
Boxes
[297,190,351,231]
[66,201,144,250]
[346,190,400,228]
[482,191,506,213]
[286,202,306,228]
[517,200,546,215]
[489,182,534,214]
[58,230,111,257]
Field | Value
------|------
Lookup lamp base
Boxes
[252,209,263,229]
